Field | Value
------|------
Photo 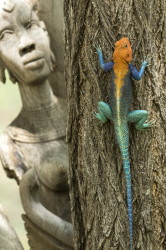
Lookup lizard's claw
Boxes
[145,120,156,127]
[93,44,102,54]
[93,112,108,124]
[93,112,101,119]
[140,120,156,130]
[136,119,156,130]
[93,112,103,125]
[142,60,148,68]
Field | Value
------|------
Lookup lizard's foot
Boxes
[93,112,108,123]
[142,60,148,68]
[93,44,102,54]
[94,101,112,123]
[128,110,154,131]
[136,120,155,130]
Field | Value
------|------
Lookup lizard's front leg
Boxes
[94,101,113,123]
[127,110,154,130]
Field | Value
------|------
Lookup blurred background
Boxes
[0,75,29,249]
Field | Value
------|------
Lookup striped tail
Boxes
[122,148,133,250]
[114,121,133,250]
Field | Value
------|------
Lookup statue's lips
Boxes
[23,53,45,69]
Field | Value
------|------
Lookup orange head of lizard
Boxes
[113,37,132,64]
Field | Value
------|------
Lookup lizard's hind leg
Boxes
[127,110,154,130]
[94,101,112,123]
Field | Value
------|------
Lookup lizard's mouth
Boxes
[125,53,132,63]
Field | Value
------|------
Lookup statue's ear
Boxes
[0,65,6,84]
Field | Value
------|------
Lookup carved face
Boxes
[0,0,52,85]
[113,37,132,64]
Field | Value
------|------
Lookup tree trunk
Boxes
[65,0,166,249]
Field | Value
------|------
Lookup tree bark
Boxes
[65,0,166,249]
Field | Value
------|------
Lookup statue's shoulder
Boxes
[0,130,28,184]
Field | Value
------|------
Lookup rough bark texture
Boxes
[65,0,166,249]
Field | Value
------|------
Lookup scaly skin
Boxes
[95,37,153,250]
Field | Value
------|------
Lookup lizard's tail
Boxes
[122,148,133,250]
[114,122,133,250]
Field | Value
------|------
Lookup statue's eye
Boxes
[27,20,40,29]
[0,30,13,40]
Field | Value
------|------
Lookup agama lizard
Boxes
[94,37,153,250]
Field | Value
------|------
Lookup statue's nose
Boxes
[19,39,36,56]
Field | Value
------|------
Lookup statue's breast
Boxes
[0,132,68,190]
[18,139,69,191]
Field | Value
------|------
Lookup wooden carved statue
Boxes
[0,0,73,249]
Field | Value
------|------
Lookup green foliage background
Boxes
[0,76,29,249]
